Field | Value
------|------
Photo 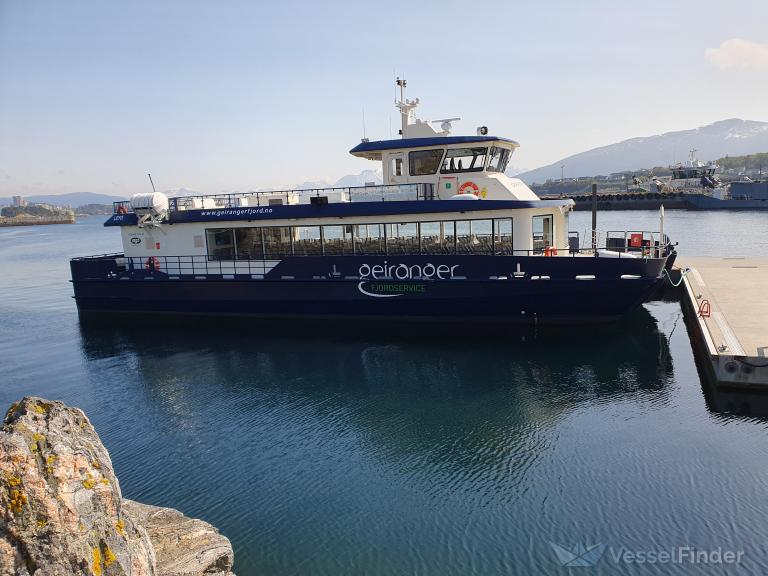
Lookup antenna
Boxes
[393,69,397,101]
[147,173,157,194]
[362,106,367,140]
[396,76,407,103]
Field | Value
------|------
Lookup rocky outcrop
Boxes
[122,502,234,576]
[0,397,235,576]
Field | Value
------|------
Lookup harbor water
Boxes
[2,212,768,575]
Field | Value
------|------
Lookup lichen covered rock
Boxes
[0,397,235,576]
[123,501,235,576]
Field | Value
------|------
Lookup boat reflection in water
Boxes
[77,308,675,443]
[76,309,675,573]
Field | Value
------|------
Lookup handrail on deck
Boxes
[113,183,437,214]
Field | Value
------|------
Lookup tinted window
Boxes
[409,149,444,176]
[206,228,235,260]
[487,147,511,173]
[235,227,263,259]
[440,147,487,174]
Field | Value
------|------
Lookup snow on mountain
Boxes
[332,169,383,188]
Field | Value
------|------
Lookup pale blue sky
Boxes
[1,0,767,196]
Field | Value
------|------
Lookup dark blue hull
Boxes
[686,194,768,210]
[71,255,667,323]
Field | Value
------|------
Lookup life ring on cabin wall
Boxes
[145,256,161,271]
[458,181,481,196]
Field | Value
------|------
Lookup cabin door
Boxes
[438,175,459,199]
[389,153,406,185]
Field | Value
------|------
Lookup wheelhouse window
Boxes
[440,147,487,174]
[487,147,511,173]
[409,149,444,176]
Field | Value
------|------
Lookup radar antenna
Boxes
[431,118,462,134]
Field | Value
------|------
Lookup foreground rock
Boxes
[0,397,235,576]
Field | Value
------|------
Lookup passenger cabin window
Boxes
[323,225,354,255]
[387,223,419,254]
[409,149,443,176]
[532,215,554,253]
[487,147,511,173]
[355,223,385,256]
[494,218,513,254]
[234,227,263,260]
[206,228,235,260]
[440,147,487,174]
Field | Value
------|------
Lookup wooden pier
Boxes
[678,257,768,388]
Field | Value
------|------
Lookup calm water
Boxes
[2,212,768,575]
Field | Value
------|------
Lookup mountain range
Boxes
[517,118,768,184]
[0,192,127,207]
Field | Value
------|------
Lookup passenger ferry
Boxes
[70,81,675,323]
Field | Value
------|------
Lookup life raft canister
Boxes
[458,181,481,196]
[145,256,161,271]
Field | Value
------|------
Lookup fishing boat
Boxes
[70,81,675,323]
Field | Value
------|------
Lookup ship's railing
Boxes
[112,200,131,214]
[579,230,673,258]
[111,184,436,215]
[165,183,435,213]
[71,232,674,281]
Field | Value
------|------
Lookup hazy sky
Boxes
[1,0,767,197]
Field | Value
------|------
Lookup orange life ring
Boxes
[458,181,480,196]
[544,246,558,257]
[145,257,161,271]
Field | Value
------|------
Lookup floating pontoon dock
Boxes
[679,257,768,387]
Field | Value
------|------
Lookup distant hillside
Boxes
[519,119,768,184]
[0,192,126,207]
[292,169,384,190]
[718,151,768,172]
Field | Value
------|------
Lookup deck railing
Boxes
[71,231,674,281]
[113,184,436,214]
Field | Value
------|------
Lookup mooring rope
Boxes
[663,267,689,287]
